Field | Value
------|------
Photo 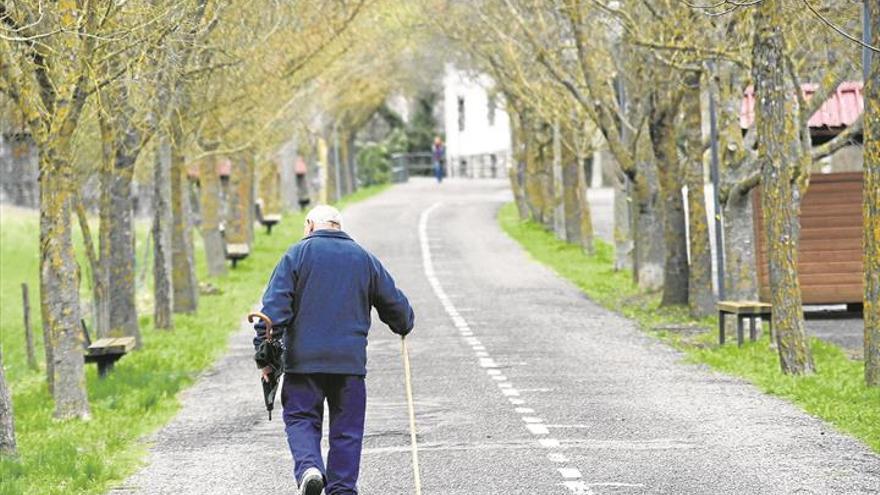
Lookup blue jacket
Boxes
[252,229,414,376]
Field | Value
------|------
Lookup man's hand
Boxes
[260,366,273,382]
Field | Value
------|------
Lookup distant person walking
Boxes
[253,205,415,495]
[432,136,445,183]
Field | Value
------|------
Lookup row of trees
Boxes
[429,0,878,383]
[0,0,425,426]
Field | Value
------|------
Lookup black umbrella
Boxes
[248,312,283,420]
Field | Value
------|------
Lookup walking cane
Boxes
[400,336,423,495]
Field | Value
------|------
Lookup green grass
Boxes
[0,185,389,495]
[498,202,880,453]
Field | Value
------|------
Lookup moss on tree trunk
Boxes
[199,156,227,277]
[170,122,198,314]
[752,2,814,375]
[152,138,174,329]
[865,1,880,387]
[682,73,715,317]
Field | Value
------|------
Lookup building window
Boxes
[457,96,465,132]
[487,93,496,127]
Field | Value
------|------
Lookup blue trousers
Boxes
[281,373,366,495]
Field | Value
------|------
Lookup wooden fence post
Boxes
[21,283,37,371]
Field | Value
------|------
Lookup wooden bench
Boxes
[80,321,136,378]
[261,214,281,234]
[255,200,282,234]
[718,301,772,346]
[226,242,250,268]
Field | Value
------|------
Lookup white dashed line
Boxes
[526,424,550,435]
[558,468,582,479]
[419,202,584,492]
[562,481,595,494]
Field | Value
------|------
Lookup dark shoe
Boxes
[299,467,324,495]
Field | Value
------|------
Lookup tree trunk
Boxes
[348,132,358,195]
[170,123,198,314]
[552,121,566,239]
[104,149,140,344]
[650,100,689,305]
[509,110,531,220]
[73,198,110,341]
[199,156,227,277]
[561,132,583,246]
[320,137,335,204]
[682,73,715,317]
[613,170,634,271]
[259,160,281,216]
[723,192,760,300]
[864,1,880,387]
[39,152,90,420]
[0,347,16,458]
[153,138,174,329]
[227,154,253,246]
[634,135,666,292]
[753,3,814,374]
[575,153,595,254]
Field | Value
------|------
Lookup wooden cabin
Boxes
[753,172,864,305]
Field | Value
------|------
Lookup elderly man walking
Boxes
[253,205,415,495]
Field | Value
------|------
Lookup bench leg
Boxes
[97,361,114,378]
[736,315,744,347]
[266,224,274,235]
[767,316,774,344]
[749,316,757,342]
[231,258,238,269]
[719,312,725,345]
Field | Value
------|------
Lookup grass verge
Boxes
[498,202,880,453]
[0,184,389,495]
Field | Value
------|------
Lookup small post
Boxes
[21,283,37,371]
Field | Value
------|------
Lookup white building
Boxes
[442,65,511,178]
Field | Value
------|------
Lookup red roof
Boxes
[186,158,232,180]
[740,81,863,130]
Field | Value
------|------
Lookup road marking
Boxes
[562,481,595,494]
[526,424,550,435]
[558,468,582,479]
[419,202,586,491]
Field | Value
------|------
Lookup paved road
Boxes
[111,178,879,494]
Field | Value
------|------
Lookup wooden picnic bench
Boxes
[80,320,136,378]
[717,301,772,347]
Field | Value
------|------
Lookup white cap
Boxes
[306,204,343,229]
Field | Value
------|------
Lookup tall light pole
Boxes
[708,62,725,301]
[865,1,873,83]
